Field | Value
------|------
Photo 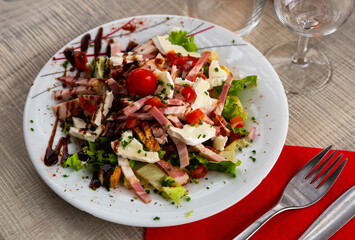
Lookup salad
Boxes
[46,27,257,204]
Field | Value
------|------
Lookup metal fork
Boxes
[234,145,348,240]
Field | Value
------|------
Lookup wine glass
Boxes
[265,0,354,94]
[188,0,266,35]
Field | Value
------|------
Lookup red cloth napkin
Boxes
[146,145,355,240]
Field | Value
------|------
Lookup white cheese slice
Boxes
[206,60,228,89]
[213,135,228,151]
[69,125,104,142]
[191,77,212,110]
[72,117,89,129]
[91,91,114,126]
[152,35,200,58]
[110,52,143,66]
[154,69,174,99]
[174,77,194,87]
[167,123,216,146]
[111,131,160,163]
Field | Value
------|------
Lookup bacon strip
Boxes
[170,65,177,80]
[54,86,96,101]
[167,116,183,128]
[108,112,153,121]
[149,107,190,168]
[118,157,151,203]
[248,127,256,141]
[122,95,152,116]
[133,40,157,55]
[166,98,184,106]
[157,106,186,117]
[140,60,157,71]
[110,42,121,57]
[193,144,227,162]
[58,77,98,87]
[211,111,230,136]
[185,52,210,81]
[106,78,122,95]
[155,160,189,185]
[149,106,173,128]
[215,72,233,115]
[52,99,81,120]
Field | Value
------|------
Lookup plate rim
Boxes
[23,14,289,227]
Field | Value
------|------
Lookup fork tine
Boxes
[317,158,348,193]
[307,150,337,182]
[298,145,332,177]
[312,154,343,186]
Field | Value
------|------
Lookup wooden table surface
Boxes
[0,0,354,239]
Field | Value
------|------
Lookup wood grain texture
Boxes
[0,0,353,239]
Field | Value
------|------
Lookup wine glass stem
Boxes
[292,36,309,66]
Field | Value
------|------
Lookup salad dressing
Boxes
[89,171,101,190]
[94,27,103,58]
[44,118,59,166]
[80,33,91,52]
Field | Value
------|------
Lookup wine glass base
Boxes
[265,41,332,95]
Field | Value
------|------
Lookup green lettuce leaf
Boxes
[168,30,198,52]
[214,75,258,97]
[222,96,246,120]
[62,153,86,171]
[191,154,241,178]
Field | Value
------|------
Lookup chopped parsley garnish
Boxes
[206,186,210,189]
[154,216,160,220]
[204,91,208,95]
[167,83,174,90]
[63,174,69,177]
[138,149,142,154]
[158,80,164,85]
[252,150,256,154]
[168,168,172,171]
[186,196,191,201]
[62,60,69,68]
[249,156,256,162]
[161,88,167,94]
[30,128,34,131]
[202,134,206,138]
[215,67,219,72]
[30,120,34,123]
[232,40,235,43]
[121,140,129,149]
[238,147,242,152]
[145,189,150,194]
[198,134,202,139]
[251,116,256,121]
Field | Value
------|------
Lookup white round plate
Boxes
[23,15,288,227]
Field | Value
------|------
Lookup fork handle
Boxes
[233,202,287,240]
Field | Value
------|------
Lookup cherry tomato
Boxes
[126,69,157,97]
[166,50,198,69]
[74,51,88,71]
[230,115,245,128]
[145,96,167,108]
[126,118,140,129]
[227,132,242,146]
[191,73,207,82]
[186,109,206,125]
[190,165,207,179]
[181,85,197,102]
[78,95,97,114]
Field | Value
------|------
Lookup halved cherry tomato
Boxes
[74,51,88,71]
[126,118,140,129]
[191,73,207,82]
[78,95,97,114]
[186,109,205,125]
[230,115,245,128]
[145,96,167,108]
[190,165,207,179]
[227,132,242,146]
[181,85,197,102]
[127,69,157,97]
[166,50,198,69]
